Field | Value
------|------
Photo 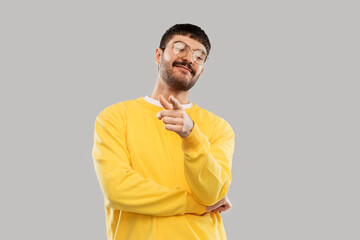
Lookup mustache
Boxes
[172,61,195,74]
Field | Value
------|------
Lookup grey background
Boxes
[1,0,359,239]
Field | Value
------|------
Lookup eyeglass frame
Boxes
[160,41,209,65]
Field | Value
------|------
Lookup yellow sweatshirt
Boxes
[92,96,235,240]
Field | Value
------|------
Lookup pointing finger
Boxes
[156,109,182,120]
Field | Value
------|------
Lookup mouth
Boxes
[174,63,193,74]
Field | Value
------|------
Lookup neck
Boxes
[149,75,190,104]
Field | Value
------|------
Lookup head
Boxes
[155,24,211,91]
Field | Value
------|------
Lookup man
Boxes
[92,23,235,240]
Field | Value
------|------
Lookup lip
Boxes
[175,65,192,73]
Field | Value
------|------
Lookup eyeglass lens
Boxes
[173,42,206,64]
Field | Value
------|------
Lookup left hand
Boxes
[209,196,232,214]
[156,95,194,138]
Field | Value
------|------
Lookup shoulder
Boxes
[98,98,139,115]
[95,98,141,123]
[196,105,232,127]
[194,105,234,137]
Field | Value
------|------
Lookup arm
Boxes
[181,118,235,206]
[155,95,235,207]
[92,108,206,217]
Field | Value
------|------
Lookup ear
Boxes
[154,48,162,66]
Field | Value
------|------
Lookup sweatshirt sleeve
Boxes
[92,108,206,217]
[181,118,235,206]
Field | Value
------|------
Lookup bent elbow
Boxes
[195,181,230,206]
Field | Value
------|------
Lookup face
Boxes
[155,35,206,91]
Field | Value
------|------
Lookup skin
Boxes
[206,196,232,214]
[150,34,205,104]
[152,34,231,214]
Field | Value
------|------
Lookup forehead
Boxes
[167,35,207,54]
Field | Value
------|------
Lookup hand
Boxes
[156,95,194,138]
[205,196,232,214]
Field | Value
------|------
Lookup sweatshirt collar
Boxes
[143,95,194,109]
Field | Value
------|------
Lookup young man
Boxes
[92,23,235,239]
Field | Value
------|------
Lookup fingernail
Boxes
[156,112,161,119]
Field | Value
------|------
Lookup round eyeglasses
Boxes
[169,41,208,65]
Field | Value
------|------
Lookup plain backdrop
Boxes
[1,0,359,239]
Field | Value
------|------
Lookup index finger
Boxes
[156,109,181,119]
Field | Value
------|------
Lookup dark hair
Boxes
[159,23,211,58]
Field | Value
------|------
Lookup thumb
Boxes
[169,95,183,110]
[158,95,172,110]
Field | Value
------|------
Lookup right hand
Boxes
[204,196,232,214]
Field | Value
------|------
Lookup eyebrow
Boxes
[173,41,207,55]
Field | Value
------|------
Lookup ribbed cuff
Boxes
[186,192,206,215]
[181,122,207,152]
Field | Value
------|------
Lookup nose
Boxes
[182,50,194,64]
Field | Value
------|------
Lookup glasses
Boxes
[168,41,208,65]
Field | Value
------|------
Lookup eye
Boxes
[194,51,206,61]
